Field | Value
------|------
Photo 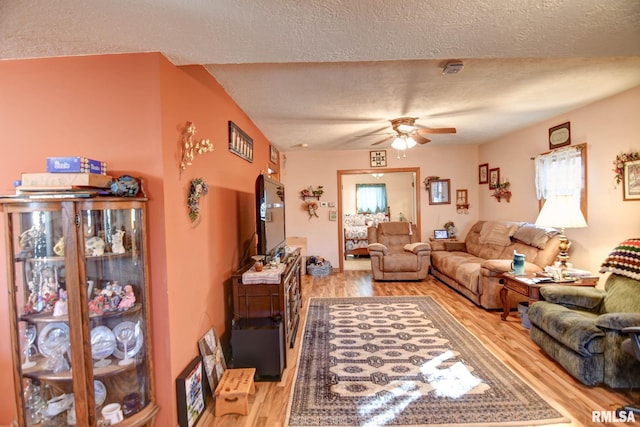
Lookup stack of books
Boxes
[16,157,111,198]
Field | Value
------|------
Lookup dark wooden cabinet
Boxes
[232,249,302,366]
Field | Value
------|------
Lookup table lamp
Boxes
[534,195,587,277]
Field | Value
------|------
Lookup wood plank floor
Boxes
[198,271,638,427]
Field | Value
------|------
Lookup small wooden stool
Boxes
[214,368,256,416]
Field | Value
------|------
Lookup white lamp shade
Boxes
[534,195,587,229]
[391,137,407,150]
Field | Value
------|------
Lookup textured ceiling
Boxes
[2,0,640,150]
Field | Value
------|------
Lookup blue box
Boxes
[47,157,107,175]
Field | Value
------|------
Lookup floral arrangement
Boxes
[187,178,208,222]
[423,176,440,190]
[444,221,455,238]
[180,122,214,175]
[304,201,319,218]
[613,151,640,185]
[300,185,324,198]
[492,181,512,201]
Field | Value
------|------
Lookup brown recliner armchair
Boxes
[367,222,431,281]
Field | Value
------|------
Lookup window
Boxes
[534,143,587,218]
[356,184,387,214]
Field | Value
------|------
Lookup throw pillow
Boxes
[444,242,467,252]
[512,224,558,249]
[599,238,640,280]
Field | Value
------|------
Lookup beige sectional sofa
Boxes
[429,220,561,309]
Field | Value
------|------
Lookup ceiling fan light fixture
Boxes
[442,61,464,75]
[391,136,407,150]
[406,136,417,149]
[397,123,414,133]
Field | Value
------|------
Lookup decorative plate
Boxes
[112,321,143,359]
[90,326,116,360]
[94,380,107,407]
[37,322,70,358]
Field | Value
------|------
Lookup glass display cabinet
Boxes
[0,196,157,426]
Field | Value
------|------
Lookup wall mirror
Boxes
[429,179,451,205]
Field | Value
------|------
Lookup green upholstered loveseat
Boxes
[528,239,640,388]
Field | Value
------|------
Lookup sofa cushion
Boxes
[479,221,519,246]
[539,285,604,311]
[512,224,558,249]
[528,301,604,356]
[599,239,640,280]
[601,274,640,313]
[381,253,421,272]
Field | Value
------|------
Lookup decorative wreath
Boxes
[188,178,208,222]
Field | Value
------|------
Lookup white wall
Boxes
[478,85,640,274]
[282,86,640,274]
[281,145,479,268]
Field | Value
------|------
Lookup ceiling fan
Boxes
[371,117,456,147]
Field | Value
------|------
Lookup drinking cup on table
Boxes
[254,261,263,272]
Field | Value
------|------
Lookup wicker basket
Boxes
[307,261,332,277]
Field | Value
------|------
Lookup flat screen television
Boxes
[256,175,286,258]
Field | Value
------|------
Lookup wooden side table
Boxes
[500,272,598,321]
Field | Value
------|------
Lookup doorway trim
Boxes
[337,167,421,272]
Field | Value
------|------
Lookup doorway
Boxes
[337,167,421,272]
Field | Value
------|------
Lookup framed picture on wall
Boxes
[623,159,640,201]
[228,121,253,162]
[428,179,451,205]
[489,167,500,189]
[270,144,279,164]
[370,150,387,167]
[549,122,571,150]
[479,163,489,184]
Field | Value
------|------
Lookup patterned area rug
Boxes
[286,296,568,427]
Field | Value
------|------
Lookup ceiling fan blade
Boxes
[371,136,393,146]
[411,134,431,145]
[417,127,457,134]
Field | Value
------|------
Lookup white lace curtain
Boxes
[534,146,583,201]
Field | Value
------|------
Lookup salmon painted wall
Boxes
[157,63,270,425]
[0,53,164,423]
[0,54,272,426]
[478,85,640,275]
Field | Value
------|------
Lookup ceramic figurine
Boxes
[85,236,105,256]
[53,289,68,317]
[53,237,64,256]
[118,284,136,310]
[111,175,139,197]
[111,229,125,254]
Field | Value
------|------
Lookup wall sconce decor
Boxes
[456,189,469,214]
[180,122,214,176]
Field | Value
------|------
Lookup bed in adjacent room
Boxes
[343,211,389,258]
